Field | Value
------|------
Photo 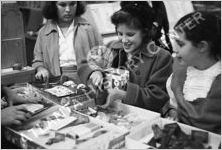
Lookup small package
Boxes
[104,68,129,90]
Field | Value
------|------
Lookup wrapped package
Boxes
[104,68,129,90]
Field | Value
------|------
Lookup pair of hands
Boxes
[89,71,126,109]
[1,87,34,126]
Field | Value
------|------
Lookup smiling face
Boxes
[56,1,77,25]
[116,24,144,54]
[173,31,201,66]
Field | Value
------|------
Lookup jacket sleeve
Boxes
[124,50,173,112]
[77,45,113,84]
[87,24,103,48]
[32,28,45,70]
[175,75,221,133]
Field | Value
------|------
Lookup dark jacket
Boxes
[78,40,173,113]
[176,66,221,134]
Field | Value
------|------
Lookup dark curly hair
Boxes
[174,11,221,60]
[42,1,86,21]
[111,1,155,43]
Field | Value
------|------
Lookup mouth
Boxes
[123,43,132,49]
[175,56,186,65]
[64,15,72,18]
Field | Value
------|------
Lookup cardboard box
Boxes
[125,118,221,149]
[104,68,129,90]
[3,106,75,149]
[95,101,160,132]
[18,83,93,110]
[3,107,128,149]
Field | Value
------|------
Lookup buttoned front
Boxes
[32,17,103,77]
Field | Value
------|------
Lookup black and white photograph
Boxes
[1,1,221,149]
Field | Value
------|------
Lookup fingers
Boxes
[13,113,31,125]
[90,72,103,87]
[35,72,42,80]
[93,78,102,87]
[12,120,23,126]
[15,105,29,112]
[35,68,49,82]
[15,114,28,122]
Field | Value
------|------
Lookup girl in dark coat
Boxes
[78,1,173,113]
[164,12,221,134]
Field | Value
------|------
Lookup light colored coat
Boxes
[32,17,103,76]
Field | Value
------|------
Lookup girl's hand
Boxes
[171,57,187,93]
[89,71,103,87]
[166,109,178,121]
[100,88,126,109]
[35,66,49,82]
[1,105,32,126]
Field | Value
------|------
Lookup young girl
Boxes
[78,1,173,113]
[32,1,102,83]
[164,12,221,134]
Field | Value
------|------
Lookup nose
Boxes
[173,48,178,53]
[121,35,129,43]
[65,6,71,12]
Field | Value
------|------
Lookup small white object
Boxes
[77,84,86,89]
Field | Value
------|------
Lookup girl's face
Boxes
[56,1,77,24]
[173,31,200,66]
[116,24,144,54]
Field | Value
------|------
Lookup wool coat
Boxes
[78,40,173,113]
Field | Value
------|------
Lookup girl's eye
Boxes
[127,33,135,37]
[58,3,66,7]
[178,43,184,47]
[175,40,184,47]
[70,2,77,6]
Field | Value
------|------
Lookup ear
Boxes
[197,41,209,53]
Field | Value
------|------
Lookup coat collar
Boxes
[44,17,90,35]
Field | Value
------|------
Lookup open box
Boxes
[3,107,128,149]
[125,118,221,149]
[94,101,160,133]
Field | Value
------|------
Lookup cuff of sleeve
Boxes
[32,62,44,70]
[161,101,176,117]
[124,81,139,105]
[79,67,94,85]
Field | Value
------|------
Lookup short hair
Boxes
[42,1,86,21]
[174,11,221,60]
[111,1,155,43]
